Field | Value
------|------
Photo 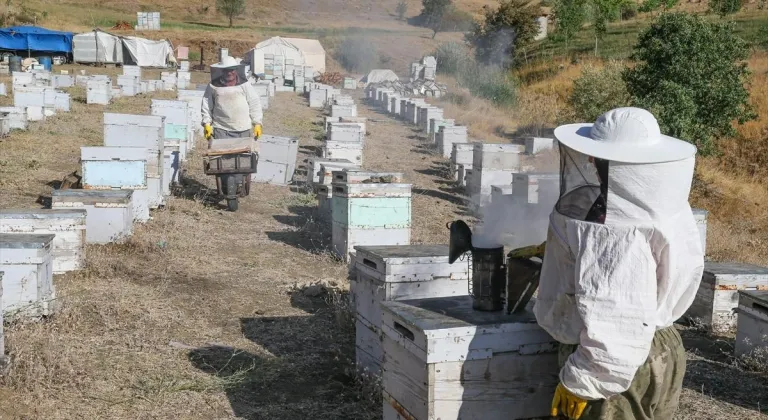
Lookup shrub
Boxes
[396,0,408,20]
[620,2,638,19]
[623,12,756,155]
[567,61,631,122]
[709,0,744,16]
[440,8,475,32]
[335,37,379,73]
[552,0,588,49]
[434,41,470,75]
[466,0,541,67]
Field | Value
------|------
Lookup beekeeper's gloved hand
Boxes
[253,123,262,140]
[204,123,213,140]
[552,383,589,419]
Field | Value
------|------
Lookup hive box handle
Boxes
[753,302,768,316]
[362,258,377,270]
[334,187,343,193]
[393,322,415,342]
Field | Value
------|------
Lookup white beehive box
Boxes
[0,209,86,273]
[343,77,356,90]
[468,168,517,209]
[316,185,332,222]
[686,262,768,333]
[437,126,468,158]
[419,107,443,132]
[399,99,409,119]
[54,92,70,112]
[81,146,150,223]
[331,170,403,185]
[490,184,514,204]
[103,113,166,207]
[152,99,192,157]
[474,143,524,170]
[450,142,475,181]
[307,158,357,189]
[693,208,708,255]
[328,123,364,143]
[511,172,560,204]
[429,118,454,144]
[52,74,74,88]
[351,245,469,374]
[331,183,411,262]
[524,137,556,155]
[86,79,111,105]
[734,290,768,357]
[123,65,142,78]
[251,135,299,186]
[389,95,402,115]
[381,296,558,420]
[0,234,56,318]
[323,141,363,165]
[0,106,28,130]
[309,89,326,108]
[51,190,134,244]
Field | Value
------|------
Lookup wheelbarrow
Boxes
[203,137,258,212]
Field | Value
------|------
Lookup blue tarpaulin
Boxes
[0,26,73,53]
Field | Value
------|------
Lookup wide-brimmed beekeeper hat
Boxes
[210,56,240,70]
[554,107,697,163]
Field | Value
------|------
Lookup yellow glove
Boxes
[253,123,262,139]
[508,241,547,259]
[551,383,589,419]
[204,123,213,140]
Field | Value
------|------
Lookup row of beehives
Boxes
[302,83,415,263]
[0,88,208,331]
[354,82,768,419]
[409,55,437,82]
[0,71,74,136]
[78,64,198,105]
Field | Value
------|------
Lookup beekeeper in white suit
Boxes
[536,107,705,419]
[201,56,263,142]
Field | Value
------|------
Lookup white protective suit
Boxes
[201,59,263,133]
[534,107,705,401]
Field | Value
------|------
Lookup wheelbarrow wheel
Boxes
[227,198,239,212]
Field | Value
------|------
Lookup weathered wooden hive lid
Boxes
[52,189,133,203]
[355,244,449,260]
[258,135,298,144]
[0,208,86,218]
[0,233,55,248]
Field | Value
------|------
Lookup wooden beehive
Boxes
[81,146,150,223]
[735,290,768,357]
[0,209,87,273]
[686,262,768,333]
[51,190,134,244]
[331,183,411,262]
[351,245,470,375]
[0,234,56,318]
[381,296,558,420]
[332,170,403,185]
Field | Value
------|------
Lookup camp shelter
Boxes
[73,29,123,64]
[0,25,73,55]
[283,37,325,74]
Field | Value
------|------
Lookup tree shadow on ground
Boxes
[266,205,332,254]
[188,286,376,419]
[411,143,438,156]
[680,326,768,413]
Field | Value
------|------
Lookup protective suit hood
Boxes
[210,56,248,87]
[534,107,705,401]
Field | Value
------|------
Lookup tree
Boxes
[567,61,631,122]
[638,0,679,14]
[396,0,408,21]
[623,12,756,155]
[216,0,245,27]
[420,0,453,38]
[552,0,587,51]
[466,0,540,67]
[709,0,744,17]
[589,0,625,55]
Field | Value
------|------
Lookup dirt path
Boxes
[0,80,765,419]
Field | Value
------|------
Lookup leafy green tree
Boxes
[216,0,245,27]
[466,0,540,67]
[552,0,588,50]
[709,0,744,17]
[567,61,631,122]
[623,12,756,154]
[638,0,679,14]
[590,0,625,55]
[420,0,453,38]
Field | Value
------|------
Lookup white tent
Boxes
[121,36,176,68]
[362,69,399,86]
[283,37,326,73]
[73,30,123,64]
[246,36,306,75]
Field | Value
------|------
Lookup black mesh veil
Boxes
[555,144,609,224]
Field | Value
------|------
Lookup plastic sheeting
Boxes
[121,36,176,68]
[0,26,73,53]
[73,30,123,64]
[283,37,325,73]
[362,69,399,86]
[246,36,305,75]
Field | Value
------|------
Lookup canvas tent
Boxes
[246,36,306,75]
[362,69,399,86]
[121,36,176,67]
[0,25,73,54]
[73,30,123,64]
[283,37,326,74]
